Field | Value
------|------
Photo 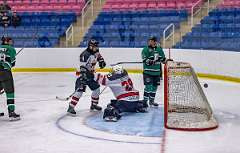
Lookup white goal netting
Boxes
[164,61,218,131]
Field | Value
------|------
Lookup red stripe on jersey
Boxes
[116,92,139,100]
[102,76,106,85]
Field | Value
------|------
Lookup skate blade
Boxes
[104,117,118,122]
[67,112,77,117]
[90,109,102,112]
[9,117,21,121]
[149,104,159,107]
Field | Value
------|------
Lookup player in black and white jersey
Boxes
[95,65,148,122]
[67,39,106,116]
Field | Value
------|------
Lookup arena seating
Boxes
[174,0,240,51]
[102,0,202,12]
[1,12,76,47]
[80,10,188,47]
[218,0,240,8]
[0,0,80,47]
[3,0,85,14]
[79,0,206,47]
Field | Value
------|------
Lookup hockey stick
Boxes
[15,24,39,56]
[16,48,24,56]
[110,61,142,66]
[56,86,108,101]
[56,92,75,101]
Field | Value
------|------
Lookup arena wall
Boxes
[13,48,240,82]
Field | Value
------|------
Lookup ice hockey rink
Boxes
[0,72,240,153]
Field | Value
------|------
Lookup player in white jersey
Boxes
[95,65,148,122]
[67,39,106,116]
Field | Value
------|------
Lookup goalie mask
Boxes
[112,65,124,75]
[108,65,128,81]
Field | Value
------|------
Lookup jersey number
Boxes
[0,53,6,62]
[121,79,133,91]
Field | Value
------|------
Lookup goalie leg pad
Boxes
[136,100,148,113]
[103,105,121,122]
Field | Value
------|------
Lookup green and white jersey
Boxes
[0,45,16,70]
[141,46,165,76]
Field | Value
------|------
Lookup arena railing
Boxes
[65,24,74,47]
[163,23,175,49]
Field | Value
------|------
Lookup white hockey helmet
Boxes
[112,65,123,74]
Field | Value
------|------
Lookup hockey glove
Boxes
[146,59,155,66]
[11,61,15,67]
[163,58,173,64]
[96,53,106,69]
[98,59,106,69]
[166,58,173,62]
[76,71,80,76]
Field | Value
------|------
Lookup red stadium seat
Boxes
[40,0,49,4]
[166,1,176,9]
[138,2,148,10]
[157,1,166,8]
[31,0,40,4]
[148,2,157,9]
[129,3,138,10]
[22,0,31,5]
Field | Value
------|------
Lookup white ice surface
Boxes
[0,73,239,153]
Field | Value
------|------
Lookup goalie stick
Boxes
[56,86,108,101]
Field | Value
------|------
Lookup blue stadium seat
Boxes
[81,10,188,47]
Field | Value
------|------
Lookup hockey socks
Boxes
[90,96,102,111]
[144,85,159,107]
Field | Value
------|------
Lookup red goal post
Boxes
[163,61,218,131]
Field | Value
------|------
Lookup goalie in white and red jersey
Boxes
[95,65,148,122]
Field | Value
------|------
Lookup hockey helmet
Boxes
[148,36,158,48]
[148,36,157,42]
[88,39,99,47]
[112,65,124,75]
[1,36,13,45]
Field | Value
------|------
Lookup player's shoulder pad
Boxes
[80,50,92,62]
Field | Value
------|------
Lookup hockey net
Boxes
[164,61,218,131]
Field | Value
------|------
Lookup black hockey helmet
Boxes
[148,36,157,42]
[1,36,13,45]
[88,39,99,48]
[148,36,158,48]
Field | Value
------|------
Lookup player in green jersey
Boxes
[141,36,168,107]
[0,36,20,121]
